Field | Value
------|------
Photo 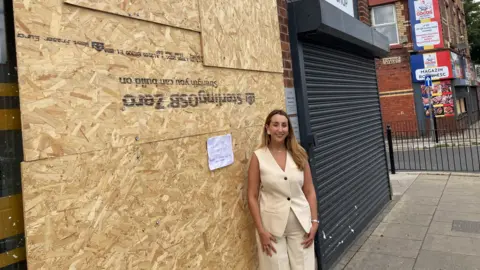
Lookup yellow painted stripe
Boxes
[0,83,19,97]
[379,89,413,95]
[380,92,414,98]
[0,247,26,268]
[0,194,25,240]
[0,109,21,130]
[420,19,431,23]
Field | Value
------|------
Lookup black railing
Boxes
[386,125,480,173]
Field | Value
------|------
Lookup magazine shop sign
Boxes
[410,51,454,82]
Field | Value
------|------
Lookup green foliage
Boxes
[465,0,480,62]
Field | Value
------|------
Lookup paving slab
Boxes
[433,211,480,223]
[449,174,480,181]
[349,244,361,252]
[331,263,346,270]
[397,195,441,206]
[417,174,450,180]
[360,236,422,258]
[437,202,480,214]
[414,249,480,270]
[428,221,480,239]
[372,223,428,240]
[337,251,356,266]
[442,189,480,197]
[382,211,433,226]
[344,252,416,270]
[404,188,444,198]
[440,194,480,204]
[390,202,437,215]
[422,234,480,256]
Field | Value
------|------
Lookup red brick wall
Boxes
[376,49,412,92]
[358,0,371,25]
[277,0,294,88]
[370,0,418,129]
[380,94,418,131]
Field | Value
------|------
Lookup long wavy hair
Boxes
[260,109,308,171]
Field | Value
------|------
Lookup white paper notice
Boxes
[284,88,298,115]
[207,134,234,171]
[289,116,301,142]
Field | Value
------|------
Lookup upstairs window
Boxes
[371,5,399,45]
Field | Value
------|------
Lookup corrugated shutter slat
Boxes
[302,42,390,269]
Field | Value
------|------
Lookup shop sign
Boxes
[409,0,444,51]
[422,81,454,118]
[410,51,453,82]
[324,0,355,17]
[414,22,441,47]
[414,0,434,20]
[382,56,401,65]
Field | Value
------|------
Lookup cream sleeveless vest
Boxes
[255,147,312,237]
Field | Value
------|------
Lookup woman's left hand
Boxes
[302,222,319,248]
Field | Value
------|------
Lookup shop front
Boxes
[410,50,477,131]
[288,0,391,268]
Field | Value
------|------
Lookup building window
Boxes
[371,4,399,45]
[456,98,467,115]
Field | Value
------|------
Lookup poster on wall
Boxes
[450,52,464,79]
[409,0,444,51]
[464,58,475,85]
[475,64,480,85]
[410,51,453,82]
[421,81,454,118]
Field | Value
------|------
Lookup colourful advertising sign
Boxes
[421,81,454,118]
[450,51,464,79]
[464,58,475,85]
[410,51,453,82]
[409,0,444,51]
[475,64,480,85]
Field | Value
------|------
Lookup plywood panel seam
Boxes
[64,0,201,32]
[22,124,264,163]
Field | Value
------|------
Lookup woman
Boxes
[247,109,318,270]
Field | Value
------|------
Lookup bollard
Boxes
[387,125,396,174]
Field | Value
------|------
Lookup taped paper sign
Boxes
[207,134,234,171]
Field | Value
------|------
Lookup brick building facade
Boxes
[370,0,473,131]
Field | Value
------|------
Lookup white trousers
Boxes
[256,209,315,270]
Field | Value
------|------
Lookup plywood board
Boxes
[199,0,283,73]
[21,126,262,269]
[64,0,200,32]
[13,0,284,161]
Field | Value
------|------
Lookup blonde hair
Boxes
[260,109,308,171]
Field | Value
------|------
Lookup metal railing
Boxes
[386,125,480,173]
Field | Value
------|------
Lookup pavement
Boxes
[331,172,480,270]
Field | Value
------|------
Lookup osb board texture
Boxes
[64,0,200,32]
[21,126,262,270]
[13,0,285,161]
[199,0,283,73]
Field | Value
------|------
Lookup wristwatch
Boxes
[311,219,320,224]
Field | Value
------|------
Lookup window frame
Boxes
[371,4,400,46]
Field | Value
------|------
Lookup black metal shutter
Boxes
[301,42,391,269]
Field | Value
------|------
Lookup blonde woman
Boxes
[248,109,318,269]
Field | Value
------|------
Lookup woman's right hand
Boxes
[259,230,277,256]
